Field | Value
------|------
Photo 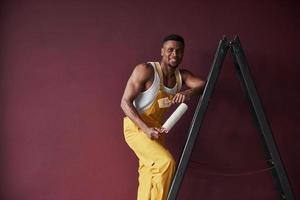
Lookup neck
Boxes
[159,61,177,78]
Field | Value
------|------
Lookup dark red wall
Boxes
[1,0,299,199]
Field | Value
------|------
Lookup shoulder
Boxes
[179,68,205,83]
[132,63,155,81]
[179,68,193,79]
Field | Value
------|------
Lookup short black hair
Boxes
[162,34,185,47]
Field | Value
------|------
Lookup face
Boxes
[161,40,184,68]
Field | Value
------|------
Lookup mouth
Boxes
[168,59,179,67]
[170,57,178,63]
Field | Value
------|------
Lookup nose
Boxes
[171,50,177,56]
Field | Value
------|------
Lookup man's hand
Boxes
[171,90,192,104]
[143,127,168,139]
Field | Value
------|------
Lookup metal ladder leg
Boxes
[230,36,295,200]
[167,37,230,200]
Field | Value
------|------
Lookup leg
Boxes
[124,117,176,200]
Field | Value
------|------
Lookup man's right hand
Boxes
[143,127,167,140]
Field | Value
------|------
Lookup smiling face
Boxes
[161,40,184,68]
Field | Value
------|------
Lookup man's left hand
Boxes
[171,90,192,104]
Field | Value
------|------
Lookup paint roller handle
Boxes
[143,127,168,140]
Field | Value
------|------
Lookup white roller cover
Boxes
[162,103,188,131]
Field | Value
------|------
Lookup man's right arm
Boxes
[120,64,164,139]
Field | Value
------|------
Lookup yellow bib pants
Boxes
[124,117,175,200]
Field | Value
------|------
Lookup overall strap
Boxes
[154,62,165,89]
[174,68,182,92]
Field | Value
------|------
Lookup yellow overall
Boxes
[124,62,181,200]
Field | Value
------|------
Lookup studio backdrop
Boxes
[1,0,299,199]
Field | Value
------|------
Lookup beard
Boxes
[168,59,180,68]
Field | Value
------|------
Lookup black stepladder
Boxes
[167,36,295,200]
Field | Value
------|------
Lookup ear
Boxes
[161,48,164,56]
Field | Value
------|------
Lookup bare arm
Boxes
[172,69,206,103]
[121,64,166,139]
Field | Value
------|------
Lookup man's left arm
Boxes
[172,69,206,104]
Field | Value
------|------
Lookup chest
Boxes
[144,76,176,91]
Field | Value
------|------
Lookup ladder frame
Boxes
[167,36,294,200]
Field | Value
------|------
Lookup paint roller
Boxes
[162,103,188,131]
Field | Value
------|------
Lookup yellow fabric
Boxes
[124,63,180,200]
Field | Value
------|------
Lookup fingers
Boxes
[172,93,186,104]
[154,127,168,134]
[151,128,162,139]
[148,127,168,140]
[147,128,159,140]
[159,127,169,134]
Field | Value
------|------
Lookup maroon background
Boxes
[1,0,299,199]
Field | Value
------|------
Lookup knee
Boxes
[158,153,176,170]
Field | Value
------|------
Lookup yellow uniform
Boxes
[124,62,182,200]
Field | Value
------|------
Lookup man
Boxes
[121,34,206,200]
